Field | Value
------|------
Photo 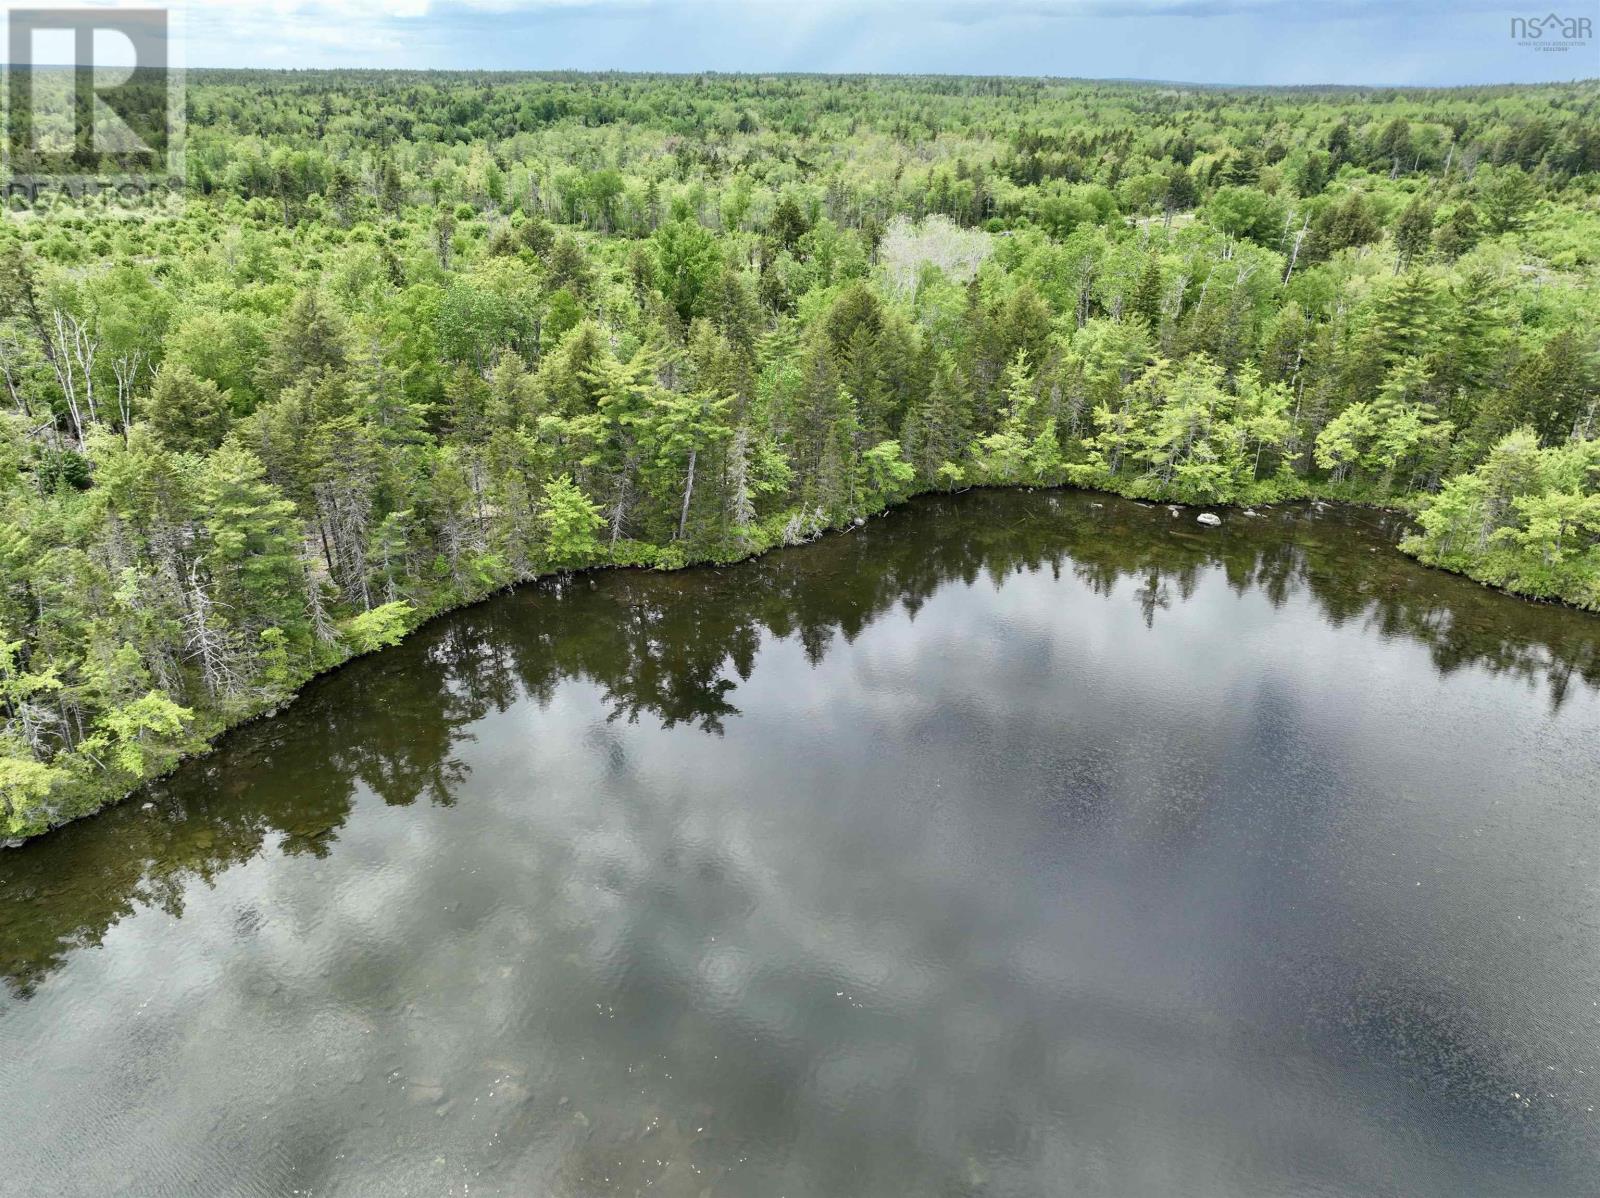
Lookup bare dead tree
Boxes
[47,310,101,442]
[68,314,99,426]
[183,563,243,699]
[110,349,146,431]
[726,425,757,531]
[1283,214,1310,285]
[0,333,28,417]
[303,563,340,646]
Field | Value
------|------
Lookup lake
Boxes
[2,489,1598,1197]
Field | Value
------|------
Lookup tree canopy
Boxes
[2,71,1597,837]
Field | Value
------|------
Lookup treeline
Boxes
[1,73,1597,837]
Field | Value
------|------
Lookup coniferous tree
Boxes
[5,72,1600,835]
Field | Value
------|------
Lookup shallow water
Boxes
[3,490,1598,1197]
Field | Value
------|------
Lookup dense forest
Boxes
[2,73,1598,837]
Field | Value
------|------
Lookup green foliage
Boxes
[1,71,1598,838]
[653,218,724,324]
[1404,431,1600,609]
[1072,356,1297,504]
[862,439,916,504]
[342,601,414,654]
[0,750,64,836]
[537,474,605,567]
[1478,165,1539,236]
[1206,186,1286,247]
[148,365,231,454]
[97,691,196,777]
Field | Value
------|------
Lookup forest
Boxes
[1,72,1598,837]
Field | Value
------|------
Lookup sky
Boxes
[23,0,1600,85]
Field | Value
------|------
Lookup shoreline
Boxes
[4,482,1594,848]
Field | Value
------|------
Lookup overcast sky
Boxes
[55,0,1600,84]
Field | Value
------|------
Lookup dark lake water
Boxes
[3,490,1599,1197]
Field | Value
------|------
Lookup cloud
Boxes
[33,0,1582,83]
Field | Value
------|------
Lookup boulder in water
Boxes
[1197,512,1222,527]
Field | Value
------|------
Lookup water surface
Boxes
[3,491,1598,1196]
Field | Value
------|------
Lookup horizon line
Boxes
[5,64,1596,91]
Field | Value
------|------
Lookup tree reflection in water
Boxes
[2,488,1596,997]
